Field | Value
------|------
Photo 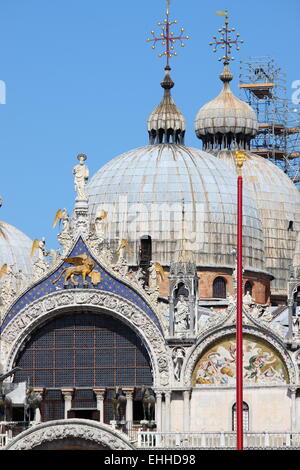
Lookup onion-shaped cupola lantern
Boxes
[147,66,186,144]
[194,13,258,151]
[146,2,189,145]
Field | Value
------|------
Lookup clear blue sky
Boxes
[0,0,299,249]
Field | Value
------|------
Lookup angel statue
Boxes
[53,208,70,233]
[73,154,89,201]
[30,237,48,261]
[94,210,108,239]
[148,261,165,290]
[53,253,101,287]
[30,238,49,280]
[116,238,132,262]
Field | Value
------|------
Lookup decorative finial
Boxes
[209,12,244,66]
[235,150,247,175]
[146,1,190,67]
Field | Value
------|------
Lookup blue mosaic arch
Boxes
[2,237,163,333]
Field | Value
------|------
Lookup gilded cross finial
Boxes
[146,1,190,67]
[209,11,244,65]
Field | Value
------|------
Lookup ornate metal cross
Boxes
[209,13,244,65]
[147,0,189,67]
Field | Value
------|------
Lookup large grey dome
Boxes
[87,144,265,271]
[0,221,34,275]
[213,149,300,295]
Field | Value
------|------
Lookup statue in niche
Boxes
[174,295,190,333]
[243,291,254,307]
[172,347,186,382]
[292,312,300,338]
[73,154,89,201]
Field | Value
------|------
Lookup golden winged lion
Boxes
[53,253,101,286]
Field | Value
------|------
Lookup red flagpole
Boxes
[237,174,244,450]
[236,151,246,451]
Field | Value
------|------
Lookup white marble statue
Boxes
[37,237,48,260]
[60,208,70,233]
[148,261,158,290]
[15,269,28,294]
[243,291,253,306]
[174,295,190,333]
[172,347,186,382]
[95,216,105,240]
[73,154,89,201]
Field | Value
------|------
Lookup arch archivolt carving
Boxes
[5,419,134,450]
[1,289,171,387]
[183,326,297,387]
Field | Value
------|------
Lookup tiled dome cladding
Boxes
[87,144,264,271]
[0,221,34,275]
[213,149,300,294]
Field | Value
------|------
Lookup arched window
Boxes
[13,313,153,424]
[174,282,189,300]
[140,236,152,268]
[213,277,227,299]
[244,281,253,296]
[232,402,249,432]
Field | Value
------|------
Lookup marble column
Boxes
[93,388,106,423]
[164,391,171,432]
[61,388,74,419]
[296,388,300,432]
[290,387,297,432]
[123,388,135,424]
[183,390,190,433]
[155,391,163,432]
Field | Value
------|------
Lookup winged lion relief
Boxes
[53,253,101,287]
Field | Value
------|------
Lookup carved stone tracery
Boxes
[5,419,134,450]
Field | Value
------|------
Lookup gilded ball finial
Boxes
[235,150,247,173]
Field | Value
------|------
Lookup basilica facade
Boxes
[0,12,300,451]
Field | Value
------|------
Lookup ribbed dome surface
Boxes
[195,81,258,137]
[293,232,300,269]
[213,149,300,294]
[147,66,186,145]
[87,144,265,270]
[147,93,186,140]
[0,222,34,275]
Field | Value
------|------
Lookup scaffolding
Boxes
[239,57,300,187]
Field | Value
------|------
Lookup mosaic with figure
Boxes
[3,238,162,333]
[192,335,289,386]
